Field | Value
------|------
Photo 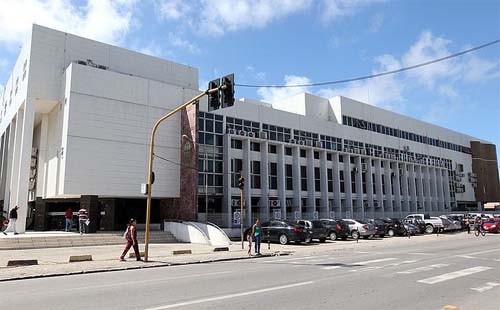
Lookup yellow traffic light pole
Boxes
[144,86,225,262]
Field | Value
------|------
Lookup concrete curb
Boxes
[0,252,290,282]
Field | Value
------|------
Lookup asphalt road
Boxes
[2,232,499,310]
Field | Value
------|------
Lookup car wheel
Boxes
[279,234,289,245]
[387,229,395,237]
[329,232,338,241]
[304,235,312,243]
[425,224,434,234]
[351,230,360,239]
[319,238,326,243]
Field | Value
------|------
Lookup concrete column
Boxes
[408,164,417,212]
[2,123,14,211]
[443,170,451,210]
[9,112,23,213]
[343,154,353,218]
[13,102,35,233]
[320,150,328,217]
[393,162,402,218]
[383,160,393,216]
[36,113,49,198]
[292,146,301,219]
[436,168,444,212]
[423,166,432,213]
[401,163,410,214]
[277,144,286,220]
[0,127,9,203]
[416,165,425,212]
[223,133,232,227]
[260,140,269,221]
[366,158,374,219]
[242,139,251,227]
[332,152,341,217]
[81,195,99,233]
[430,167,438,213]
[306,149,315,217]
[374,159,384,218]
[354,156,363,219]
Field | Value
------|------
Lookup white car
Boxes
[342,219,377,239]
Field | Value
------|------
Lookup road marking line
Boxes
[350,260,417,272]
[143,281,314,310]
[464,248,500,255]
[397,264,449,274]
[322,257,396,270]
[261,256,314,263]
[456,255,476,259]
[417,266,492,284]
[407,252,433,256]
[470,282,500,293]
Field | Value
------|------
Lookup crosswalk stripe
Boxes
[397,264,449,275]
[417,266,492,284]
[322,257,396,270]
[470,282,500,293]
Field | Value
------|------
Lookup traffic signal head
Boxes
[221,74,234,108]
[207,78,221,111]
[238,177,245,189]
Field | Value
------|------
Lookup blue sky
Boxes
[0,0,499,152]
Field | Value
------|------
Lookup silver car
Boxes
[343,219,377,239]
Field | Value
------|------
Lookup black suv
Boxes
[296,220,328,242]
[367,219,387,238]
[320,219,350,241]
[259,220,313,245]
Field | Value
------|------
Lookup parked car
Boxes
[342,219,377,239]
[403,222,418,235]
[439,217,454,232]
[483,218,500,233]
[320,219,350,241]
[448,214,467,230]
[406,214,444,233]
[403,218,426,234]
[296,220,328,242]
[367,219,387,238]
[440,216,461,231]
[384,218,408,236]
[257,220,313,245]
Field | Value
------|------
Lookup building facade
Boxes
[1,26,499,233]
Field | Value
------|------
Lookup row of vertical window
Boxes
[342,115,472,154]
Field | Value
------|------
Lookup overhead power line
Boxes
[235,38,500,88]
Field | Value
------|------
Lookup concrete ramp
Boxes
[164,221,231,246]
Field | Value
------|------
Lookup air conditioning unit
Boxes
[304,140,312,147]
[298,140,306,146]
[269,200,281,207]
[238,130,247,136]
[363,201,369,207]
[403,146,410,152]
[259,131,268,139]
[231,199,240,207]
[228,128,236,135]
[361,163,367,172]
[247,132,255,138]
[315,141,322,148]
[374,201,379,208]
[288,139,296,144]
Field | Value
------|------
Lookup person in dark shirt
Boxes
[8,206,19,235]
[65,208,73,232]
[120,218,142,262]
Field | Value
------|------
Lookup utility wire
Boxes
[236,38,500,88]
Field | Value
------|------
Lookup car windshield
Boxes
[356,220,367,224]
[486,218,498,223]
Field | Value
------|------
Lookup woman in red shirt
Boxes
[120,218,142,262]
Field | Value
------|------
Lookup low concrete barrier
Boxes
[213,247,229,252]
[69,255,93,262]
[129,251,145,258]
[172,249,192,255]
[7,259,38,267]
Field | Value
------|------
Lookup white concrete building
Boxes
[1,25,498,233]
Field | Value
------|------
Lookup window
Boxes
[314,151,320,159]
[351,171,356,194]
[301,166,307,191]
[251,161,261,189]
[300,149,306,158]
[285,147,292,156]
[315,167,321,192]
[268,144,277,154]
[327,169,333,192]
[231,159,243,187]
[269,162,278,190]
[231,139,242,149]
[340,171,345,193]
[250,142,260,152]
[327,153,332,161]
[286,164,293,190]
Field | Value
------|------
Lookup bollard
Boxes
[267,230,270,250]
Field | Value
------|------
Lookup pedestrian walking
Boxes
[7,206,19,235]
[247,230,253,256]
[78,206,88,235]
[120,218,142,262]
[465,216,470,234]
[65,207,73,232]
[251,218,262,256]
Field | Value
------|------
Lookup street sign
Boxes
[313,211,319,220]
[233,211,241,225]
[294,211,301,220]
[140,183,148,195]
[273,209,281,220]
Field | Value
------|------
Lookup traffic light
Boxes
[221,74,234,108]
[238,177,245,190]
[207,78,221,111]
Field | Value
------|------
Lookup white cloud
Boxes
[437,84,458,98]
[245,65,266,80]
[0,84,4,98]
[168,33,201,54]
[462,56,500,83]
[0,0,138,47]
[369,12,384,33]
[137,41,164,57]
[156,0,192,20]
[257,75,311,103]
[320,0,385,23]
